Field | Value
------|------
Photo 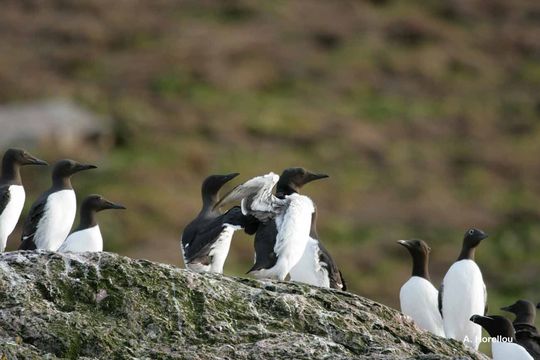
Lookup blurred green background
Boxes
[1,0,539,325]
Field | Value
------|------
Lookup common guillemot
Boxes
[470,315,533,360]
[501,300,540,359]
[439,228,488,350]
[58,194,125,252]
[243,168,328,279]
[181,173,257,274]
[216,169,326,281]
[289,204,346,290]
[19,159,96,251]
[0,148,47,251]
[397,239,444,336]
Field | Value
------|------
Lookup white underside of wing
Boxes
[399,276,445,337]
[33,190,76,251]
[58,225,103,252]
[289,237,330,288]
[492,341,533,360]
[442,259,486,349]
[251,193,314,281]
[0,185,25,251]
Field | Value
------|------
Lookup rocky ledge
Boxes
[0,251,487,359]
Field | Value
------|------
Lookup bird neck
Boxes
[457,245,475,261]
[52,176,73,190]
[201,194,219,216]
[1,157,21,185]
[514,312,535,326]
[77,207,98,231]
[276,183,296,198]
[410,252,430,280]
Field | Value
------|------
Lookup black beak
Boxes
[303,172,329,185]
[470,314,491,326]
[397,240,412,249]
[103,200,126,210]
[537,303,539,309]
[74,163,97,173]
[500,305,512,312]
[223,172,240,182]
[24,154,48,166]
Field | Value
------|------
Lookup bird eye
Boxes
[468,229,474,235]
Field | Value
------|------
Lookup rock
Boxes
[0,99,111,150]
[0,251,487,359]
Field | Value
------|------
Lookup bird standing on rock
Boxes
[58,194,125,252]
[439,228,488,350]
[0,148,47,252]
[19,159,96,251]
[216,170,324,281]
[288,203,346,290]
[181,173,257,274]
[397,239,444,336]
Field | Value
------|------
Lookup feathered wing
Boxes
[182,206,251,265]
[248,220,279,272]
[215,172,286,222]
[19,191,49,250]
[438,283,444,317]
[318,240,346,290]
[0,185,10,216]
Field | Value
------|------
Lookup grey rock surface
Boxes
[0,251,488,359]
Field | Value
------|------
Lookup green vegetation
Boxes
[1,0,539,317]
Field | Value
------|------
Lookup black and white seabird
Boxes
[0,148,47,251]
[181,173,256,274]
[245,167,329,280]
[58,195,125,252]
[216,168,327,281]
[19,159,97,251]
[397,239,444,336]
[501,300,540,359]
[439,228,488,350]
[470,315,533,360]
[289,204,346,290]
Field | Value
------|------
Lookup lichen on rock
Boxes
[0,251,487,359]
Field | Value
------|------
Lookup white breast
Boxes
[58,225,103,252]
[400,276,445,337]
[492,341,533,360]
[289,237,330,288]
[442,259,486,349]
[0,185,25,251]
[207,224,240,274]
[251,193,314,281]
[34,190,77,251]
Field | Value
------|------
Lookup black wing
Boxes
[338,271,347,291]
[438,283,444,317]
[515,328,540,359]
[483,284,488,315]
[0,185,10,216]
[248,220,278,273]
[182,206,247,265]
[318,241,346,290]
[19,192,49,250]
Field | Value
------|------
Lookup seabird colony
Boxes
[0,149,125,253]
[0,147,538,359]
[184,169,538,358]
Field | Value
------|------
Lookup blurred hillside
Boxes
[1,0,539,312]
